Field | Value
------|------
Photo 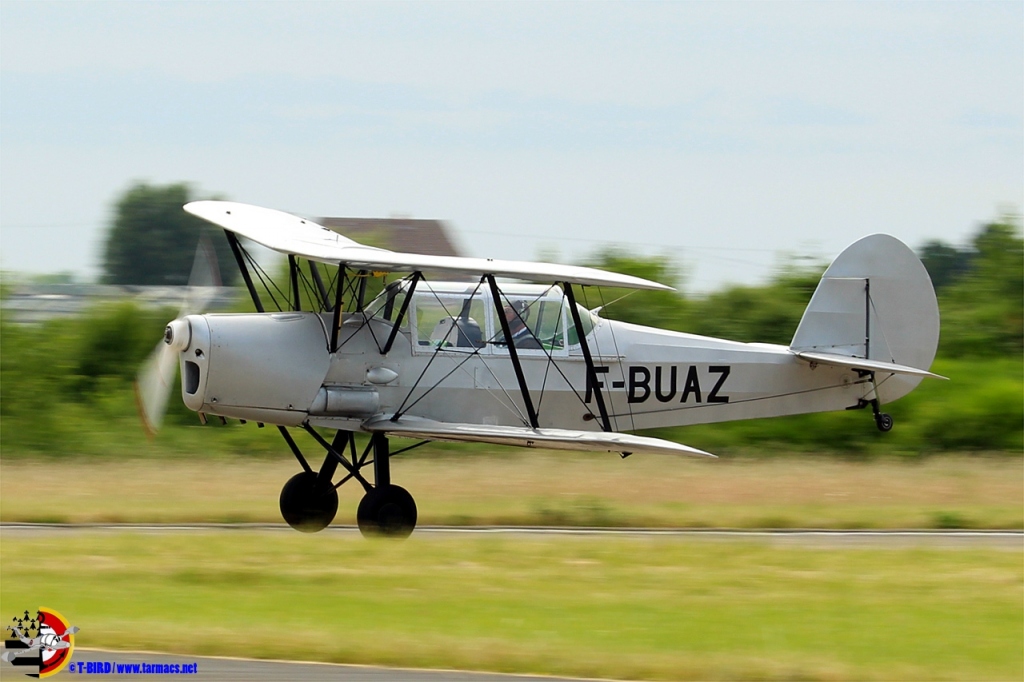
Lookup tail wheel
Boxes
[357,485,417,539]
[279,471,339,533]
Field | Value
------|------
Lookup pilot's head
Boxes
[503,301,528,326]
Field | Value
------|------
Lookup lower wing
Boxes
[364,415,715,458]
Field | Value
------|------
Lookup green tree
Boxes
[918,240,974,290]
[581,250,689,332]
[937,215,1024,357]
[101,183,237,286]
[686,264,823,345]
[584,250,822,345]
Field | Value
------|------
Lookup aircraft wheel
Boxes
[279,471,338,533]
[357,485,417,539]
[875,413,894,432]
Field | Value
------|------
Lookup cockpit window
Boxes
[403,285,581,357]
[493,297,567,355]
[413,295,487,352]
[566,303,597,346]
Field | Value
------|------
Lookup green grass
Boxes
[2,455,1022,529]
[2,532,1020,681]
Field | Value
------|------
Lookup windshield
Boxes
[566,303,597,345]
[363,281,408,323]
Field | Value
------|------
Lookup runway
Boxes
[3,649,599,682]
[2,523,1021,548]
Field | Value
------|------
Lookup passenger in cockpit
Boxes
[501,301,542,349]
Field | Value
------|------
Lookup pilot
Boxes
[502,301,542,349]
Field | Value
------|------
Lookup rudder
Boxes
[790,234,940,403]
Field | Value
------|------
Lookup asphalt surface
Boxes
[2,649,598,682]
[1,523,1021,548]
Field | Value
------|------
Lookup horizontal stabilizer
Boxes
[794,351,947,380]
[363,415,715,458]
[184,201,671,291]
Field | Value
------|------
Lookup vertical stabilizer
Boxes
[790,234,940,403]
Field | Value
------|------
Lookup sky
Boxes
[1,1,1021,293]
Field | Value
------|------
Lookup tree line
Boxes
[99,182,1022,360]
[0,182,1019,457]
[587,213,1022,359]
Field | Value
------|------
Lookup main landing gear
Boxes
[280,471,338,532]
[277,427,418,538]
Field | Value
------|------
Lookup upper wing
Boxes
[363,415,715,458]
[185,200,672,291]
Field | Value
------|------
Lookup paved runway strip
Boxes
[42,649,597,682]
[1,523,1020,548]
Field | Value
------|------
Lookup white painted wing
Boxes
[184,201,672,291]
[364,415,715,458]
[794,351,947,380]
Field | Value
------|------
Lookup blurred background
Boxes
[1,3,1021,680]
[2,2,1021,290]
[1,1,1021,459]
[1,191,1021,458]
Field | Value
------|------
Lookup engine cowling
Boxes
[179,313,331,425]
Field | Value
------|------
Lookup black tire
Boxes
[279,471,338,533]
[875,413,894,432]
[357,485,417,539]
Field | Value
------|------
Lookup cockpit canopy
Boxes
[364,281,597,356]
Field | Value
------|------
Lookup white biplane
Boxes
[136,201,944,537]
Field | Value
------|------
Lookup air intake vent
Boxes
[184,361,201,395]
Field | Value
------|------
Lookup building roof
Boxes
[2,284,239,324]
[318,217,464,259]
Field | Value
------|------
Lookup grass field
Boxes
[2,453,1021,529]
[2,455,1021,680]
[1,532,1020,681]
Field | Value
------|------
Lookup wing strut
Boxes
[355,270,369,311]
[564,283,612,432]
[225,231,264,312]
[287,255,301,311]
[486,275,540,429]
[382,272,421,354]
[309,261,331,311]
[330,264,346,352]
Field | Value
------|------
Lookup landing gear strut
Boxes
[277,427,418,539]
[852,371,894,433]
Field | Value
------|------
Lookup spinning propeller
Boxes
[135,240,221,434]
